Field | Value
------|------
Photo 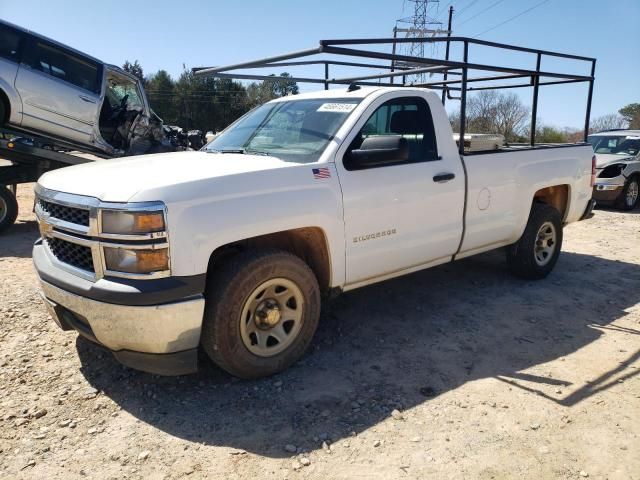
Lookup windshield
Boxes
[204,98,362,163]
[588,135,640,156]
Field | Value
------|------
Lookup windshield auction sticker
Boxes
[317,103,358,113]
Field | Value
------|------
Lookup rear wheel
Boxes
[0,98,6,124]
[616,176,639,211]
[201,249,321,379]
[0,185,19,234]
[506,203,563,280]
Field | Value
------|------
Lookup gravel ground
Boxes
[1,184,639,480]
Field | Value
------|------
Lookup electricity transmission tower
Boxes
[393,0,450,83]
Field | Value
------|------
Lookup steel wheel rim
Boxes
[534,221,557,267]
[0,195,7,223]
[626,180,639,207]
[239,277,304,357]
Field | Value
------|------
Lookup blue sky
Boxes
[1,0,638,129]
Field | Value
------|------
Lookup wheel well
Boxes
[533,185,569,219]
[0,89,9,123]
[207,227,332,293]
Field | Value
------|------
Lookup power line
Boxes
[434,0,455,22]
[439,0,454,12]
[456,0,506,27]
[472,0,551,37]
[454,0,480,18]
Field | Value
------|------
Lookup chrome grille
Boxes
[38,198,90,227]
[45,237,95,273]
[35,186,170,281]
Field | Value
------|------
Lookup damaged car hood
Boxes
[595,153,636,168]
[38,151,297,202]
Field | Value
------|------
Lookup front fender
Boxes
[130,164,346,288]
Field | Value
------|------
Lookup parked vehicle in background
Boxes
[0,19,200,157]
[588,129,640,210]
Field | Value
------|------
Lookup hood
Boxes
[38,151,295,202]
[595,153,635,169]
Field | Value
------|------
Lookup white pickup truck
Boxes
[33,86,596,377]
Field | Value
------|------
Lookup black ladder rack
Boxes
[194,36,596,155]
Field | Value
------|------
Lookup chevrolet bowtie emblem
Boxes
[38,217,54,237]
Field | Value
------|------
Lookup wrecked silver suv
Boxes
[0,19,200,156]
[588,129,640,211]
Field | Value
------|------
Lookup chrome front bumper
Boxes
[39,280,205,374]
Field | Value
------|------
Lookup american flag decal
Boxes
[312,167,331,179]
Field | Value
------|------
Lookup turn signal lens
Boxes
[102,210,165,235]
[103,247,169,274]
[133,212,165,232]
[590,155,596,187]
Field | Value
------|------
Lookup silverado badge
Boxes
[353,229,396,243]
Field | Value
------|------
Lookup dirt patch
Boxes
[1,185,639,479]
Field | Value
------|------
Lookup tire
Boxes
[506,203,563,280]
[201,249,321,379]
[0,185,19,234]
[615,176,639,211]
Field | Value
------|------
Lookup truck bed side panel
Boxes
[459,145,593,257]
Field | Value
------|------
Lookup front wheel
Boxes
[616,176,639,211]
[0,185,19,234]
[506,203,563,280]
[201,249,321,379]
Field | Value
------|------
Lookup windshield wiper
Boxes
[205,148,246,154]
[245,149,271,156]
[206,148,270,156]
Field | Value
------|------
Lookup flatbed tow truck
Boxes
[0,128,99,233]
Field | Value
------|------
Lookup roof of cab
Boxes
[269,86,436,103]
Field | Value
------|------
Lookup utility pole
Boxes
[441,5,454,105]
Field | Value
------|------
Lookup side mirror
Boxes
[348,136,409,169]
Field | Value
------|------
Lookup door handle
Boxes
[433,173,455,183]
[78,95,96,104]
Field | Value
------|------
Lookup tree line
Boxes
[122,60,299,133]
[448,90,639,143]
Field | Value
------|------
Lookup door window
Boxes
[106,77,144,111]
[0,24,22,62]
[346,96,438,168]
[22,39,101,94]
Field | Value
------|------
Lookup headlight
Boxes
[598,163,626,179]
[103,247,169,274]
[101,210,165,235]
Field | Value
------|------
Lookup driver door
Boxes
[99,74,148,148]
[335,93,465,286]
